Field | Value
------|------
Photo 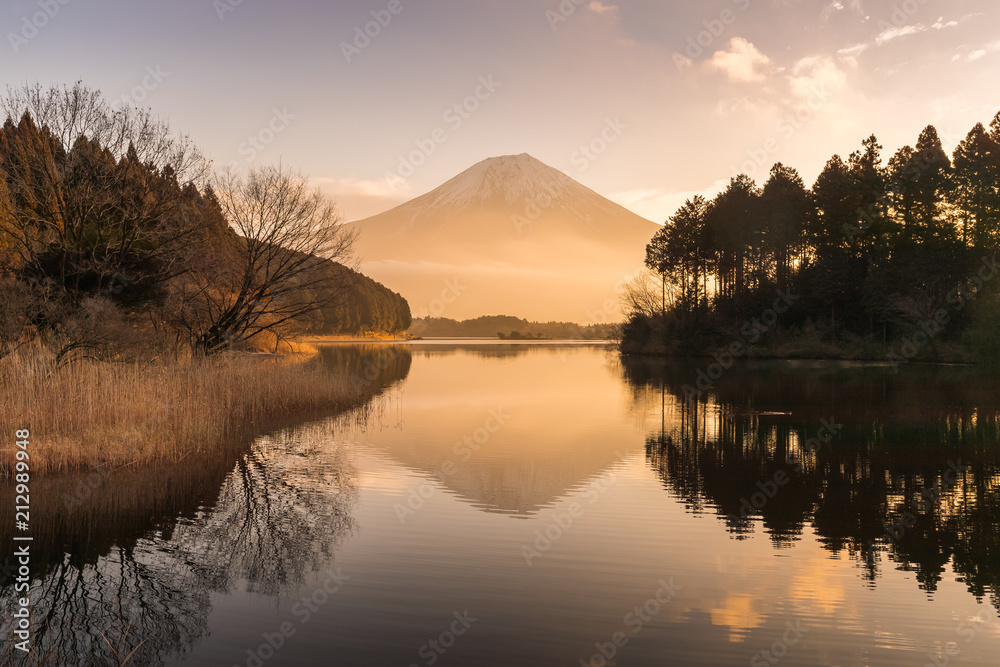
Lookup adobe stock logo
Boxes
[8,0,72,54]
[340,0,412,64]
[673,0,752,71]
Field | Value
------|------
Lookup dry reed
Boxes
[0,347,369,475]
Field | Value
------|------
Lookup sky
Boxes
[2,0,999,223]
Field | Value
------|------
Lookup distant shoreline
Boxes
[303,336,616,345]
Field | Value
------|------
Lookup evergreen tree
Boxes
[909,125,954,247]
[953,122,1000,249]
[760,163,812,292]
[705,174,760,313]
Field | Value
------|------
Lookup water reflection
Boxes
[5,344,1000,666]
[0,348,410,666]
[623,357,1000,612]
[344,343,629,516]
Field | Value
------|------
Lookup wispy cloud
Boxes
[875,16,961,46]
[952,40,1000,63]
[608,181,728,222]
[876,25,926,45]
[932,17,959,30]
[836,43,869,67]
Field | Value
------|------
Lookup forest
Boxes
[0,83,410,363]
[623,112,1000,362]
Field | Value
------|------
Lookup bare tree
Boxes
[0,83,209,308]
[620,268,670,319]
[1,81,207,183]
[174,165,357,353]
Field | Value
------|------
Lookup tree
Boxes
[645,224,672,314]
[909,125,954,247]
[953,122,1000,249]
[177,165,358,353]
[760,163,812,292]
[805,154,867,334]
[620,269,665,319]
[646,196,711,315]
[1,81,206,183]
[705,175,760,312]
[0,84,208,315]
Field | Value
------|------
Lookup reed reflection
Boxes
[0,346,410,666]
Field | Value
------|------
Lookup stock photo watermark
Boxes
[384,76,502,192]
[119,66,170,108]
[229,108,296,165]
[727,419,843,523]
[870,460,970,548]
[522,469,617,566]
[578,578,683,667]
[341,0,413,63]
[214,0,246,22]
[682,289,800,404]
[235,568,350,667]
[571,117,628,174]
[411,279,468,318]
[734,83,832,179]
[8,0,72,54]
[673,0,752,71]
[394,407,511,523]
[750,620,809,667]
[407,611,478,667]
[887,255,999,372]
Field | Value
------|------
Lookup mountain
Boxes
[348,154,659,323]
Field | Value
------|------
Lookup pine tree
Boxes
[909,125,954,246]
[761,163,812,292]
[953,122,1000,248]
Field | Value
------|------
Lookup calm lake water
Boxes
[3,343,1000,666]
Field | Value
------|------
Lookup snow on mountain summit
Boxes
[416,154,575,208]
[348,153,659,321]
[403,154,629,223]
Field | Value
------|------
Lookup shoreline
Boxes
[618,339,981,366]
[0,349,402,477]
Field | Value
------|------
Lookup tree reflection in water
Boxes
[622,357,1000,613]
[0,345,409,666]
[1,423,358,666]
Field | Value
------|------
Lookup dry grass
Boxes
[0,346,371,475]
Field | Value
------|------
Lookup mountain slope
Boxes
[349,154,659,322]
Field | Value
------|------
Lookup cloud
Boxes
[932,17,959,29]
[312,177,410,221]
[838,44,868,58]
[822,0,864,20]
[951,40,1000,63]
[874,16,958,46]
[707,38,772,83]
[789,56,848,101]
[608,181,728,222]
[875,24,926,45]
[836,43,869,67]
[588,1,617,14]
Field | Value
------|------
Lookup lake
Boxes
[3,343,1000,666]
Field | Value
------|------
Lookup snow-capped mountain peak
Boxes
[395,153,639,228]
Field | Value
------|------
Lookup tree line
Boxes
[626,112,1000,359]
[0,83,410,362]
[409,315,616,340]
